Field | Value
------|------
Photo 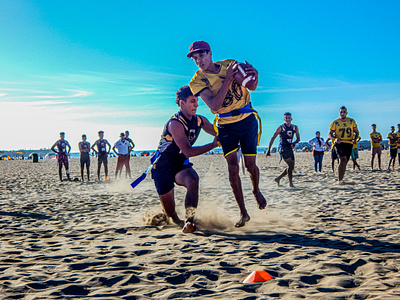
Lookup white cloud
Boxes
[0,100,164,151]
[29,89,93,99]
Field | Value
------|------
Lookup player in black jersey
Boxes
[91,131,112,181]
[78,134,91,181]
[266,112,300,187]
[152,85,218,233]
[51,132,72,181]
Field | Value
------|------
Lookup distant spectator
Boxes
[387,126,397,170]
[370,124,383,170]
[51,132,71,181]
[308,131,327,172]
[113,132,132,179]
[350,135,362,170]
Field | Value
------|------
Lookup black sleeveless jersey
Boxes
[95,139,108,155]
[56,139,69,154]
[279,124,297,147]
[155,111,203,169]
[80,141,90,159]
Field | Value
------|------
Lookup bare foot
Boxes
[171,213,184,228]
[182,222,196,234]
[274,177,281,186]
[290,183,295,188]
[235,213,250,228]
[253,190,267,210]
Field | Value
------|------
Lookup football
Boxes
[234,62,257,89]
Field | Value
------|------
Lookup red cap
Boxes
[187,41,211,58]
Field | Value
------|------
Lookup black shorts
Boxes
[280,146,294,160]
[335,142,353,160]
[390,148,397,158]
[331,147,338,160]
[218,114,258,157]
[151,164,193,195]
[98,153,108,165]
[80,155,90,167]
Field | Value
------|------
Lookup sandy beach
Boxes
[1,151,399,299]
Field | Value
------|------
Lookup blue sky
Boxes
[1,0,399,150]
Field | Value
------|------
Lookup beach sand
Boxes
[0,151,399,299]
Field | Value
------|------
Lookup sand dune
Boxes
[0,151,399,299]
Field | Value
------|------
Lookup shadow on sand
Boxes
[199,229,400,254]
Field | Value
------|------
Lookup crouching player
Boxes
[152,85,218,233]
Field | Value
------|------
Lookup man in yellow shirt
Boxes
[397,124,400,167]
[370,124,383,170]
[350,135,362,170]
[326,137,339,172]
[328,106,359,182]
[187,41,266,227]
[387,126,397,170]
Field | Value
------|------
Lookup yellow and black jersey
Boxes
[387,133,398,149]
[329,118,357,144]
[369,132,382,148]
[396,132,400,148]
[189,59,251,125]
[353,136,361,149]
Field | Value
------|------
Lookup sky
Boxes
[1,0,400,151]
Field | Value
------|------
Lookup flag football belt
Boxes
[131,150,159,189]
[213,103,262,146]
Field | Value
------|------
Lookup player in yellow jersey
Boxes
[369,124,383,170]
[387,126,397,170]
[328,106,359,182]
[326,137,339,172]
[350,135,362,170]
[187,41,266,227]
[396,124,400,167]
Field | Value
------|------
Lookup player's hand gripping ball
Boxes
[233,62,257,89]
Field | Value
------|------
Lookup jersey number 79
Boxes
[338,128,352,138]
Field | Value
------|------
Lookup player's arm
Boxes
[200,116,217,136]
[353,127,359,144]
[78,142,82,152]
[130,139,135,149]
[325,137,332,148]
[329,129,340,144]
[198,62,238,111]
[66,142,71,153]
[51,142,58,154]
[169,121,218,158]
[85,142,91,153]
[112,145,118,155]
[244,61,258,91]
[105,140,111,153]
[91,141,98,154]
[266,127,281,156]
[127,141,133,153]
[292,126,300,147]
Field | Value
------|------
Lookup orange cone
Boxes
[393,167,395,171]
[105,176,110,181]
[242,270,274,284]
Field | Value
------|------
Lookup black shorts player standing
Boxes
[266,112,300,187]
